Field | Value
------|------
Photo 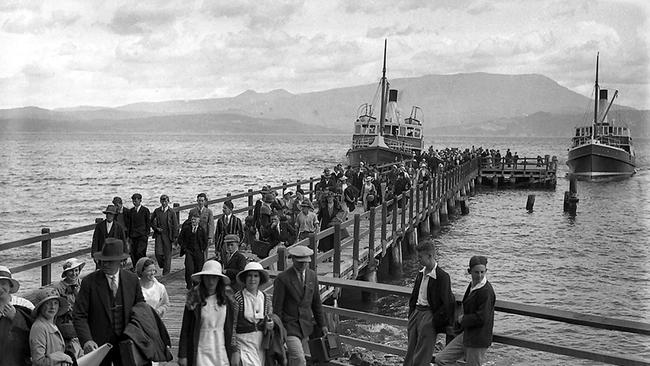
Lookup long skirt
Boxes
[236,331,265,366]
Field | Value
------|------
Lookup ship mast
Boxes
[592,52,599,139]
[379,39,387,137]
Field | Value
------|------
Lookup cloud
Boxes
[0,0,43,13]
[108,3,182,35]
[366,25,424,39]
[21,63,54,79]
[203,0,305,30]
[1,9,79,34]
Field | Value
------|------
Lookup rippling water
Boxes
[1,131,648,364]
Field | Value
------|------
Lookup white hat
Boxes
[61,258,85,278]
[0,265,20,293]
[191,260,230,284]
[236,262,269,285]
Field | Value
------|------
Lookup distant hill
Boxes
[1,73,648,137]
[0,112,334,134]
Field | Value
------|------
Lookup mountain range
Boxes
[1,72,648,137]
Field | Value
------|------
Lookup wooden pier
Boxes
[478,155,558,188]
[2,156,649,365]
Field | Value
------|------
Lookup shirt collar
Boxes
[469,276,487,293]
[419,262,438,279]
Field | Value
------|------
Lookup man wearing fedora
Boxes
[73,238,145,366]
[127,193,151,269]
[91,204,127,263]
[273,246,327,366]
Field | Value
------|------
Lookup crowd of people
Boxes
[1,153,498,366]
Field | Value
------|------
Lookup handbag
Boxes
[308,332,342,362]
[118,339,149,366]
[252,239,274,259]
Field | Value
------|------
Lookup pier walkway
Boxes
[2,156,649,365]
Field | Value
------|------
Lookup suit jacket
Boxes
[270,222,296,246]
[128,206,151,239]
[150,206,179,241]
[72,269,145,347]
[91,220,127,255]
[188,207,214,242]
[408,266,455,334]
[273,267,324,339]
[221,251,248,286]
[214,214,244,253]
[460,281,496,348]
[178,221,207,255]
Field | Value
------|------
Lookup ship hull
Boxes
[347,146,412,167]
[566,143,636,180]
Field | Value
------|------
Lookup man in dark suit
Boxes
[214,200,244,260]
[270,214,297,247]
[150,194,179,275]
[73,238,145,366]
[273,246,327,366]
[404,239,454,366]
[91,205,127,264]
[178,212,207,289]
[220,234,247,291]
[127,193,150,268]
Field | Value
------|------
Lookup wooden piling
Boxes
[277,245,287,271]
[470,179,476,195]
[492,175,499,188]
[526,194,535,212]
[460,199,469,215]
[439,200,448,224]
[447,197,455,216]
[420,213,431,235]
[389,239,403,275]
[431,208,441,230]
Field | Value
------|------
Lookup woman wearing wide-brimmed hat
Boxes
[53,258,85,358]
[29,288,74,366]
[232,262,273,366]
[178,260,237,366]
[1,265,34,365]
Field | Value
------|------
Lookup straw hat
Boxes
[94,238,129,261]
[191,260,230,284]
[224,234,240,243]
[236,262,269,285]
[32,288,69,317]
[61,258,85,278]
[0,265,20,293]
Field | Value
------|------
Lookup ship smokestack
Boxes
[389,89,398,102]
[599,89,608,124]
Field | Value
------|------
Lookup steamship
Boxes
[346,40,424,167]
[566,54,636,179]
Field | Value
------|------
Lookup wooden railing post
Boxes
[401,194,407,231]
[247,189,254,217]
[414,185,419,222]
[277,245,286,271]
[173,203,180,225]
[368,207,376,264]
[381,202,387,255]
[309,178,315,201]
[41,228,51,286]
[333,223,341,278]
[309,233,318,266]
[353,214,361,279]
[392,196,398,238]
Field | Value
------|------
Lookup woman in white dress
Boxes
[135,257,170,317]
[178,260,237,366]
[232,262,273,366]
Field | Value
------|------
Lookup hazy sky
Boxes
[1,0,648,110]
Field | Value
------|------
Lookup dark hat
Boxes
[112,196,123,205]
[94,238,129,261]
[102,205,118,215]
[469,255,488,268]
[223,200,234,210]
[32,288,69,318]
[300,199,313,208]
[131,193,142,200]
[236,262,269,285]
[283,191,293,197]
[160,194,169,201]
[224,234,240,243]
[288,245,313,262]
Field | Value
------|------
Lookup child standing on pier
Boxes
[435,255,496,366]
[403,240,455,366]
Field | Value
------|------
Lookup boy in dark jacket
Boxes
[435,255,496,366]
[403,240,454,366]
[178,213,207,289]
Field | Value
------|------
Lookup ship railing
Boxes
[480,156,557,172]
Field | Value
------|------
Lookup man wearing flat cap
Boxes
[73,238,145,366]
[220,234,247,291]
[435,255,496,366]
[273,245,327,366]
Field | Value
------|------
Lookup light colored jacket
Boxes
[29,317,66,366]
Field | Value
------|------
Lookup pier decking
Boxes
[478,155,558,187]
[2,156,649,365]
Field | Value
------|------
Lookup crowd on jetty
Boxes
[1,148,499,366]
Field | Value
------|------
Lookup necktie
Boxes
[298,271,304,286]
[109,275,117,297]
[192,226,197,233]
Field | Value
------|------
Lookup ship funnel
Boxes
[389,89,398,102]
[599,89,608,124]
